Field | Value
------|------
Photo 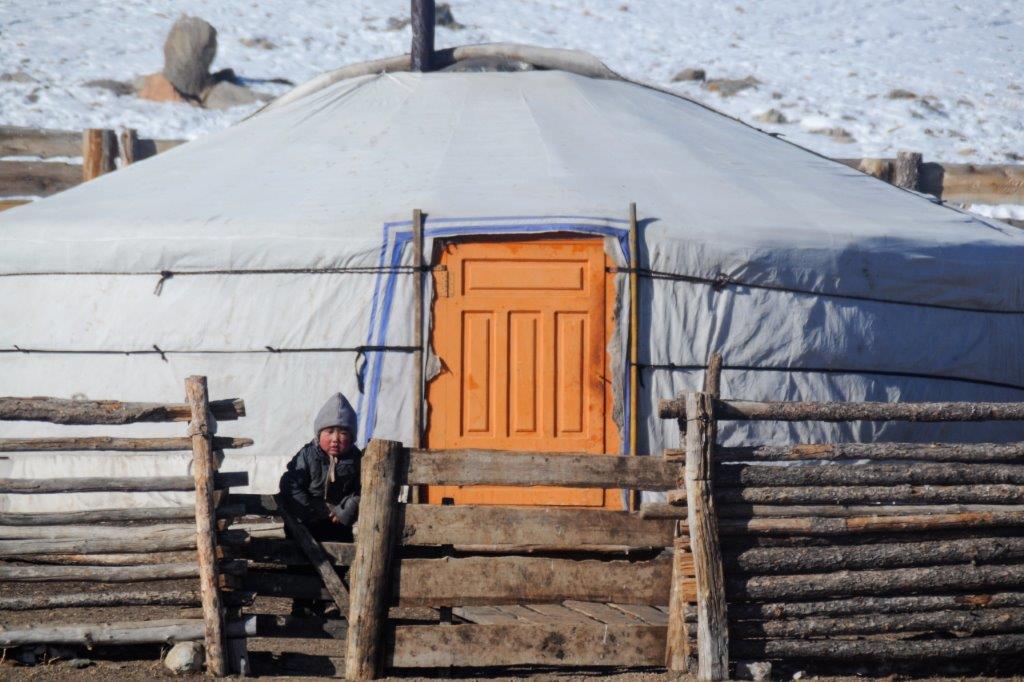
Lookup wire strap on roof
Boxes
[608,267,1024,316]
[4,344,416,356]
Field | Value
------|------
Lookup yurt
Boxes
[3,44,1024,513]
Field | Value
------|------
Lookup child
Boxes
[279,392,362,543]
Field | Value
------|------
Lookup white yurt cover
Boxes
[3,69,1024,510]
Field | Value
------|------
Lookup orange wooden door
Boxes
[425,237,618,507]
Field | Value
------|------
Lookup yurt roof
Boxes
[2,46,1023,312]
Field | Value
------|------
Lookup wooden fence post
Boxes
[665,532,692,673]
[685,391,729,681]
[119,128,138,166]
[82,128,117,180]
[345,439,403,681]
[186,376,228,677]
[893,150,922,191]
[412,209,424,451]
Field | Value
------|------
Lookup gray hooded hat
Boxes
[313,392,358,440]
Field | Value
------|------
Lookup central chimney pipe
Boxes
[411,0,435,72]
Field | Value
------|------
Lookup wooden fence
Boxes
[222,446,688,677]
[836,151,1024,210]
[0,377,249,676]
[1,125,1022,221]
[657,380,1024,680]
[4,378,1024,677]
[0,125,183,211]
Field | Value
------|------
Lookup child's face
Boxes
[318,426,352,456]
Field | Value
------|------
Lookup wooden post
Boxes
[82,128,117,180]
[345,439,403,681]
[703,353,723,397]
[665,533,692,672]
[685,392,728,681]
[119,128,138,166]
[277,501,349,611]
[185,376,228,677]
[410,0,435,72]
[412,209,424,450]
[628,202,641,511]
[666,354,721,673]
[893,150,922,191]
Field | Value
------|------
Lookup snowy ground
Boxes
[1,0,1022,163]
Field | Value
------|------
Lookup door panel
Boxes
[426,238,617,508]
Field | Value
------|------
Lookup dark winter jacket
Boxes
[279,439,362,525]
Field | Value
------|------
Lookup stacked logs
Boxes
[657,391,1024,675]
[0,380,251,677]
[682,440,1024,664]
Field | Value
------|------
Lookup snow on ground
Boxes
[1,0,1022,163]
[969,203,1024,222]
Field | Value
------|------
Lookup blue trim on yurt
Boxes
[358,215,633,457]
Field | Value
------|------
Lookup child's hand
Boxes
[328,510,342,524]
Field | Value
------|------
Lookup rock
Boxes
[671,67,705,82]
[829,127,855,143]
[68,658,93,669]
[138,72,192,104]
[240,36,276,50]
[705,75,760,97]
[201,80,270,110]
[735,661,772,682]
[916,97,945,115]
[756,108,787,124]
[163,16,217,97]
[84,78,134,96]
[164,641,204,675]
[0,71,33,84]
[436,3,465,29]
[887,88,917,99]
[385,16,410,31]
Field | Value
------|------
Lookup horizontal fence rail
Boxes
[0,471,247,493]
[0,396,245,424]
[659,398,1024,421]
[0,435,253,451]
[406,447,681,490]
[715,442,1024,462]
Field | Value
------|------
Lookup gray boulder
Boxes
[887,88,917,100]
[0,71,33,83]
[164,641,204,675]
[202,80,271,110]
[84,79,134,96]
[163,16,217,97]
[756,108,787,124]
[705,76,760,97]
[436,4,465,29]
